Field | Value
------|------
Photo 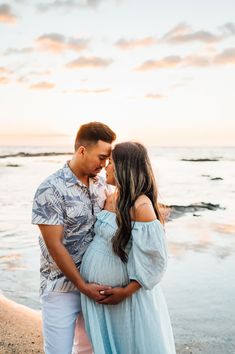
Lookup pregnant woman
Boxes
[80,142,176,354]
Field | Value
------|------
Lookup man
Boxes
[32,122,116,354]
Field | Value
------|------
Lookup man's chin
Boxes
[88,168,103,178]
[89,172,98,178]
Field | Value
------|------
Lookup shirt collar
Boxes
[63,161,97,189]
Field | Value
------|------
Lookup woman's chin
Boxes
[106,178,116,186]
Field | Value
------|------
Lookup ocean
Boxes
[0,145,235,351]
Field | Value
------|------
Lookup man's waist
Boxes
[39,276,80,296]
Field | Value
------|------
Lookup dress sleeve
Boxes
[32,183,64,225]
[127,220,168,290]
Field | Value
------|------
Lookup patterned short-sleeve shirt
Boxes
[32,162,108,295]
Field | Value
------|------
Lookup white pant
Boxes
[41,291,93,354]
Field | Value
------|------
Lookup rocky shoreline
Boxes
[0,152,72,159]
[162,202,223,221]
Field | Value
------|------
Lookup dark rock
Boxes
[163,202,224,221]
[210,177,223,181]
[0,152,72,159]
[181,158,219,162]
[6,164,20,167]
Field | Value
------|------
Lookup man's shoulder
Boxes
[32,166,67,225]
[35,165,66,196]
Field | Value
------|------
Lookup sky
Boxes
[0,0,235,146]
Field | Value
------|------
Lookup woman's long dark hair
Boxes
[112,142,163,262]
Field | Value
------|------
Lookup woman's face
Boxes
[105,157,116,186]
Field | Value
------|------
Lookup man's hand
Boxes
[81,283,112,302]
[97,287,128,305]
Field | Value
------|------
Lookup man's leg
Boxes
[41,291,81,354]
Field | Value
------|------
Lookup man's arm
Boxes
[39,224,110,301]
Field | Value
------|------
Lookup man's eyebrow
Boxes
[99,154,109,158]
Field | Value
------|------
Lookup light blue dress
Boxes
[80,210,176,354]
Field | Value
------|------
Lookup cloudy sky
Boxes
[0,0,235,146]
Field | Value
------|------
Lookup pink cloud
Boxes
[116,37,156,50]
[4,47,33,55]
[163,22,222,44]
[0,4,17,24]
[62,88,111,94]
[214,48,235,65]
[0,76,10,84]
[66,56,113,69]
[145,93,166,99]
[136,56,182,71]
[36,33,89,53]
[37,0,105,12]
[184,55,211,67]
[29,81,55,90]
[0,66,9,74]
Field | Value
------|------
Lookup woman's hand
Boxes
[97,280,141,305]
[97,287,128,305]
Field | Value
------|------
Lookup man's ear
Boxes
[76,145,86,157]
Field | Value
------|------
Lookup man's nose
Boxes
[100,160,106,168]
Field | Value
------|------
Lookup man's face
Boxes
[82,140,112,177]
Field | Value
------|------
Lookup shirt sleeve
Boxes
[32,183,64,225]
[127,220,168,290]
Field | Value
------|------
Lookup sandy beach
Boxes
[0,294,43,354]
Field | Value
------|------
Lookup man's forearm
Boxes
[38,224,110,301]
[47,242,86,292]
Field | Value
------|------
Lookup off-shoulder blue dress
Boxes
[80,210,176,354]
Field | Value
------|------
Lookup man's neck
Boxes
[68,160,89,187]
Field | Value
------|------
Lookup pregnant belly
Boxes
[80,241,129,287]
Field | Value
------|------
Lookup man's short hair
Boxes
[74,122,116,151]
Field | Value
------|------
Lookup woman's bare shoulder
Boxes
[131,195,157,222]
